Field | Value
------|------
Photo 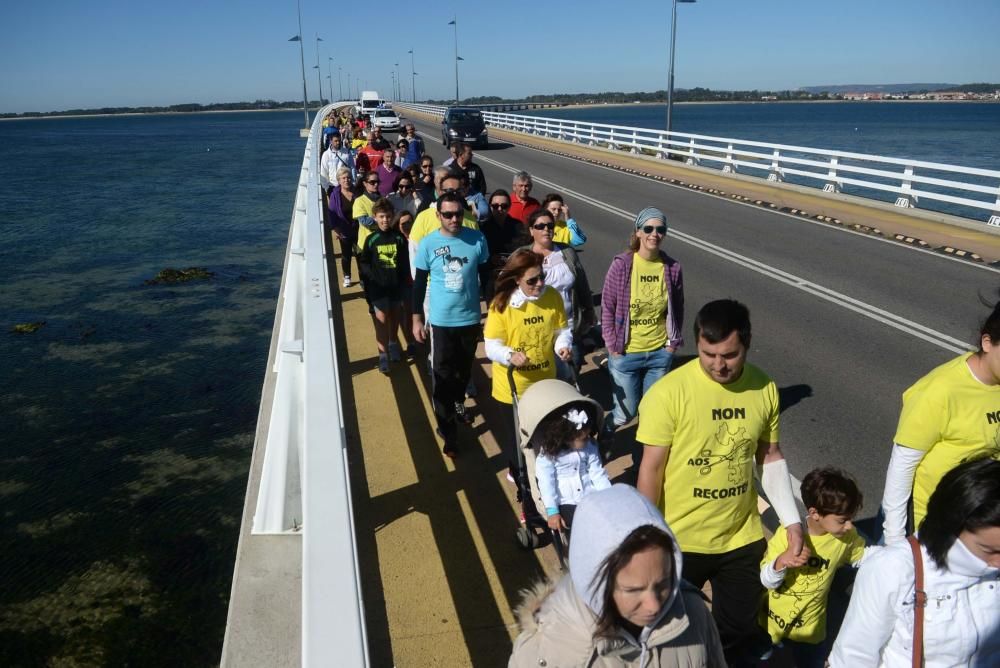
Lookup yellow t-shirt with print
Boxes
[352,196,376,250]
[484,287,568,404]
[409,206,479,245]
[625,253,668,353]
[636,359,780,554]
[760,525,867,644]
[893,352,1000,527]
[552,222,572,246]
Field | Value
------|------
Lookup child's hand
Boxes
[775,545,811,571]
[547,514,566,532]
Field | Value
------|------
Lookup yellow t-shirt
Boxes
[484,287,568,404]
[352,196,376,250]
[552,222,572,245]
[893,352,1000,527]
[409,206,479,245]
[761,526,867,644]
[636,359,780,554]
[625,253,668,353]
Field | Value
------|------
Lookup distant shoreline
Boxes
[0,108,309,122]
[562,99,998,110]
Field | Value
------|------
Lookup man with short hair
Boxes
[636,299,804,666]
[508,170,540,224]
[320,132,356,189]
[375,148,402,197]
[369,126,391,151]
[402,123,425,155]
[447,142,487,196]
[411,193,491,457]
[408,171,478,250]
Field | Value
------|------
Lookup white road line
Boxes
[470,151,974,355]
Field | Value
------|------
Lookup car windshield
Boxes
[375,110,396,118]
[450,111,482,122]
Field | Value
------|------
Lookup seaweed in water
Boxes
[143,267,215,286]
[11,321,46,334]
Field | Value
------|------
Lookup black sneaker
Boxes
[442,441,458,458]
[455,401,472,424]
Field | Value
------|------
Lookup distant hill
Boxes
[799,83,956,94]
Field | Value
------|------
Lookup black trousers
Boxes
[429,323,480,444]
[682,538,769,667]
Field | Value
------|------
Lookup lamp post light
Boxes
[338,66,343,101]
[447,17,464,104]
[666,0,696,139]
[287,0,309,131]
[407,48,416,103]
[314,35,324,104]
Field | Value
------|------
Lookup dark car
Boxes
[441,107,488,149]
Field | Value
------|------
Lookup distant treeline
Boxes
[1,99,325,120]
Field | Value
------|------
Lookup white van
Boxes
[358,91,381,117]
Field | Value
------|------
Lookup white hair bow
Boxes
[565,408,589,429]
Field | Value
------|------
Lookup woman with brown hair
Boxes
[484,248,572,477]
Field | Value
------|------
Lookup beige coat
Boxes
[509,575,726,668]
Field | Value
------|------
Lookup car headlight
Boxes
[479,128,488,134]
[448,129,458,135]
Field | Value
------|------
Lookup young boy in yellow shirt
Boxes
[760,467,877,668]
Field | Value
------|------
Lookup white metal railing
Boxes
[252,103,369,666]
[395,102,1000,224]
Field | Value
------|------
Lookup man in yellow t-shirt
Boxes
[636,299,804,666]
[881,307,1000,543]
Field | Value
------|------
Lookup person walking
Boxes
[600,207,684,436]
[635,299,804,667]
[509,170,540,224]
[509,485,725,667]
[542,192,587,247]
[328,167,358,288]
[829,457,1000,667]
[480,189,530,303]
[357,198,409,374]
[880,297,1000,544]
[411,193,491,457]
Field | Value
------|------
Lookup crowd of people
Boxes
[319,106,1000,667]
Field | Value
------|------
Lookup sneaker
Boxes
[342,275,351,288]
[405,343,417,359]
[506,471,516,484]
[442,441,458,458]
[455,401,472,424]
[465,379,477,398]
[377,353,390,375]
[388,342,402,362]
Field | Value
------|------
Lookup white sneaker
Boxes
[342,276,351,288]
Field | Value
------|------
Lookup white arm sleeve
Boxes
[760,559,787,590]
[553,326,572,353]
[761,458,801,528]
[408,240,419,280]
[828,554,899,667]
[881,444,925,544]
[484,338,513,366]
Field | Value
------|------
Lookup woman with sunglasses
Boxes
[524,209,596,379]
[484,249,572,477]
[352,171,384,258]
[601,207,685,441]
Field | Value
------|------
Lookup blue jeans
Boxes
[607,348,673,426]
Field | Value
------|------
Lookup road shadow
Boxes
[778,384,813,414]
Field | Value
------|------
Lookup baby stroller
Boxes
[508,367,604,570]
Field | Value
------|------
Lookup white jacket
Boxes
[829,536,1000,667]
[535,440,610,514]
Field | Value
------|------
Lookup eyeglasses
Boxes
[490,203,510,210]
[641,225,667,235]
[366,179,380,185]
[523,273,545,286]
[532,222,556,231]
[439,210,462,220]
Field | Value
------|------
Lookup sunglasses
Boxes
[398,184,412,190]
[490,203,510,210]
[641,225,667,235]
[523,273,545,287]
[439,210,462,220]
[532,222,556,231]
[366,179,380,185]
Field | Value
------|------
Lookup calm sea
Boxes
[0,103,996,666]
[523,102,1000,219]
[0,111,302,666]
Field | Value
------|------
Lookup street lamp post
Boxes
[408,48,416,103]
[390,71,395,101]
[394,63,401,101]
[328,57,334,99]
[447,17,464,104]
[338,66,343,101]
[314,35,324,104]
[666,0,696,139]
[287,0,309,130]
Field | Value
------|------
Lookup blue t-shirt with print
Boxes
[415,227,490,327]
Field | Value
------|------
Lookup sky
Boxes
[1,0,999,114]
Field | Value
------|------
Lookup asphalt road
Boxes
[403,115,1000,520]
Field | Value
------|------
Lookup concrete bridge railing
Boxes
[251,103,369,666]
[395,102,1000,225]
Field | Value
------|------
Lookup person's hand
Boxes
[560,204,570,220]
[509,351,529,367]
[611,351,622,358]
[775,544,811,571]
[666,345,676,353]
[785,523,806,558]
[557,347,572,362]
[412,318,426,344]
[547,514,566,532]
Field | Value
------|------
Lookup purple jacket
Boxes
[601,250,684,354]
[328,188,358,239]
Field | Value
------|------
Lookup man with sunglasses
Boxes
[411,192,492,458]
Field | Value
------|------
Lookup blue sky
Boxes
[2,0,998,113]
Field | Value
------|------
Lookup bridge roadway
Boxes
[338,113,1000,667]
